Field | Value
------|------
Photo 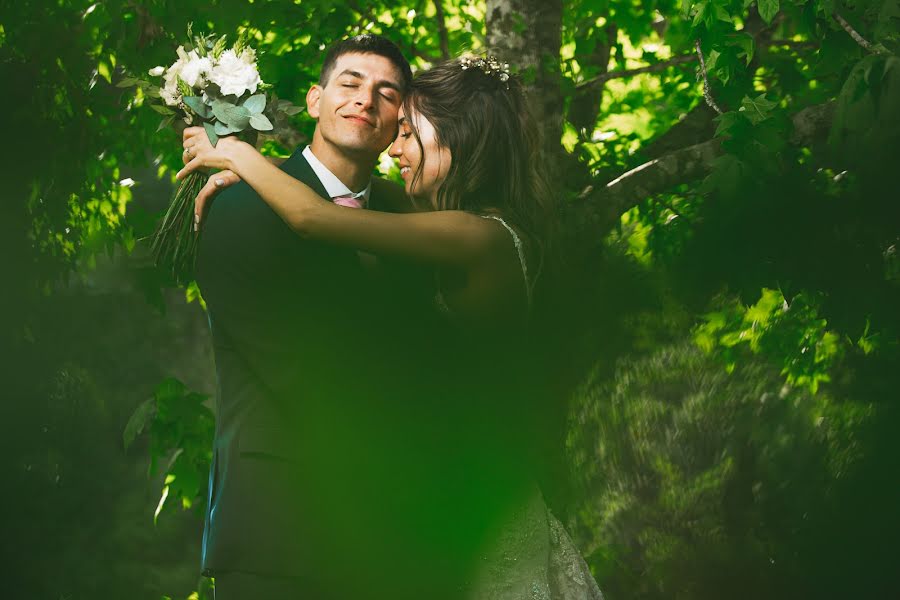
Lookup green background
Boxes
[1,0,898,598]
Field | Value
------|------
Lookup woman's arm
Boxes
[177,127,504,269]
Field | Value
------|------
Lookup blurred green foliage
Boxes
[3,0,898,598]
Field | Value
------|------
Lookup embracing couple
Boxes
[178,34,602,599]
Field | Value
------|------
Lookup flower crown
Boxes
[459,55,511,89]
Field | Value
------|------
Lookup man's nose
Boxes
[354,86,376,111]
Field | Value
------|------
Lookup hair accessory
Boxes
[459,55,511,88]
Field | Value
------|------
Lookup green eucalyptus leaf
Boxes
[116,77,138,88]
[213,102,251,128]
[214,120,241,135]
[183,95,210,118]
[204,121,219,147]
[249,113,274,131]
[243,94,266,114]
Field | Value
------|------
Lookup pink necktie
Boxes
[333,194,364,209]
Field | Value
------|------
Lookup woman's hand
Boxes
[194,170,241,230]
[176,127,251,180]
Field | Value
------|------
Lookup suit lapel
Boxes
[281,149,332,201]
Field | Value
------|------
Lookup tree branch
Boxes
[434,0,451,60]
[565,102,835,250]
[573,38,817,90]
[575,54,696,89]
[833,12,887,55]
[695,39,724,115]
[639,103,719,161]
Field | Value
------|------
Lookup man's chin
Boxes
[335,137,390,157]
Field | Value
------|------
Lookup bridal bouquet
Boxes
[120,27,302,284]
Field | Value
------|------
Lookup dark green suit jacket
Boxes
[196,148,422,582]
[195,147,535,595]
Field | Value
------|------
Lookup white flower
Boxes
[209,49,262,97]
[160,46,189,106]
[148,66,165,77]
[239,47,257,64]
[160,86,182,107]
[180,51,213,88]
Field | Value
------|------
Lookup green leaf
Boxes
[183,95,210,118]
[243,94,266,114]
[715,4,732,23]
[702,153,745,197]
[214,120,241,136]
[739,94,777,125]
[249,113,274,131]
[204,121,219,147]
[692,1,709,27]
[283,104,304,116]
[714,111,741,137]
[212,101,251,128]
[116,77,139,88]
[727,32,755,65]
[156,115,176,133]
[123,397,156,450]
[149,103,175,115]
[758,0,779,25]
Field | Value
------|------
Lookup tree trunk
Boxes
[485,0,564,164]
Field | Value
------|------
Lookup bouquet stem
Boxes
[150,171,206,285]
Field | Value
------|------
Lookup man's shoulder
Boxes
[370,177,417,213]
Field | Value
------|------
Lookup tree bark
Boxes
[565,102,835,251]
[486,0,564,164]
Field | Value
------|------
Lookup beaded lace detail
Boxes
[480,214,532,310]
[434,214,532,316]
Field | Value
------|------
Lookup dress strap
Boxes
[480,214,532,309]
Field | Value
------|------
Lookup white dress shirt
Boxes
[302,146,371,205]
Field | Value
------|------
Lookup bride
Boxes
[179,54,603,599]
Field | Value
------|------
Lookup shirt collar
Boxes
[302,146,371,202]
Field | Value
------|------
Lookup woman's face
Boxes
[389,106,452,206]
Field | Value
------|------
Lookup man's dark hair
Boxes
[318,34,412,92]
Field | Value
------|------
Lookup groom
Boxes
[193,35,424,598]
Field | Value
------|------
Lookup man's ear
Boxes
[306,85,321,119]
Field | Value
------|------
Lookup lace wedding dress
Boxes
[436,215,604,600]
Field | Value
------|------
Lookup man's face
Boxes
[307,52,404,158]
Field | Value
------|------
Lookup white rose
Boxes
[209,49,262,97]
[180,51,213,88]
[148,66,165,77]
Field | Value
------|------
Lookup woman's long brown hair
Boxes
[402,57,557,287]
